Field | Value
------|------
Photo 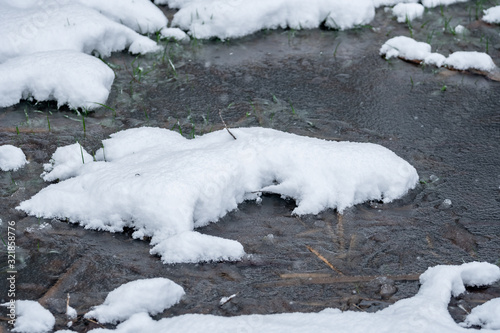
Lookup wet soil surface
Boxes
[1,3,499,332]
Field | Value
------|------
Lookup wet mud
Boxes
[1,2,499,332]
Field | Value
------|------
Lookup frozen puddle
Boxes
[17,127,418,264]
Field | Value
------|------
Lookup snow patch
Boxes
[462,297,500,330]
[444,51,497,72]
[0,51,114,109]
[0,145,28,171]
[380,36,431,61]
[160,27,190,42]
[87,262,500,333]
[42,142,94,182]
[391,3,425,22]
[84,278,185,324]
[18,127,418,264]
[483,5,500,24]
[3,300,55,333]
[420,0,468,8]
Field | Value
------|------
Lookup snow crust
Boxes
[86,262,500,333]
[18,127,418,264]
[462,298,500,329]
[9,300,55,333]
[483,5,500,24]
[85,278,185,324]
[0,51,114,110]
[380,36,497,72]
[0,145,28,171]
[391,3,425,22]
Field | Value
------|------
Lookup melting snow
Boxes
[483,5,500,24]
[18,127,418,264]
[85,262,500,333]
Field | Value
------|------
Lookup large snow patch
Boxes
[18,127,418,264]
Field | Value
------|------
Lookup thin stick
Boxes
[305,245,344,276]
[218,109,237,140]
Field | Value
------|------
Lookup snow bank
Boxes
[77,0,167,34]
[85,278,185,324]
[87,262,500,333]
[483,5,500,24]
[462,298,500,330]
[0,2,160,62]
[380,36,497,72]
[0,51,114,110]
[18,127,418,264]
[0,145,28,171]
[7,300,55,333]
[391,3,425,22]
[168,0,375,39]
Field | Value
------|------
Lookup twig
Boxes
[305,245,344,276]
[218,109,236,140]
[85,318,105,328]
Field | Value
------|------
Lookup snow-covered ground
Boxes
[1,0,498,109]
[18,127,418,264]
[0,145,28,171]
[9,262,500,333]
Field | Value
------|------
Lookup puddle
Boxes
[0,2,499,331]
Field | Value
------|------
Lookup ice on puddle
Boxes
[0,145,28,171]
[18,127,418,264]
[86,262,500,333]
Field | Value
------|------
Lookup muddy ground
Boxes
[0,2,499,332]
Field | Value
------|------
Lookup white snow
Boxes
[381,36,497,72]
[380,36,431,61]
[0,2,160,62]
[0,145,28,171]
[420,0,468,8]
[7,300,55,333]
[84,278,185,324]
[445,51,497,72]
[160,27,190,42]
[462,297,500,330]
[0,1,163,109]
[483,5,500,24]
[168,0,376,39]
[373,0,419,7]
[66,306,77,320]
[76,0,167,34]
[86,262,500,333]
[41,142,94,182]
[391,3,425,23]
[0,51,114,110]
[17,127,418,264]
